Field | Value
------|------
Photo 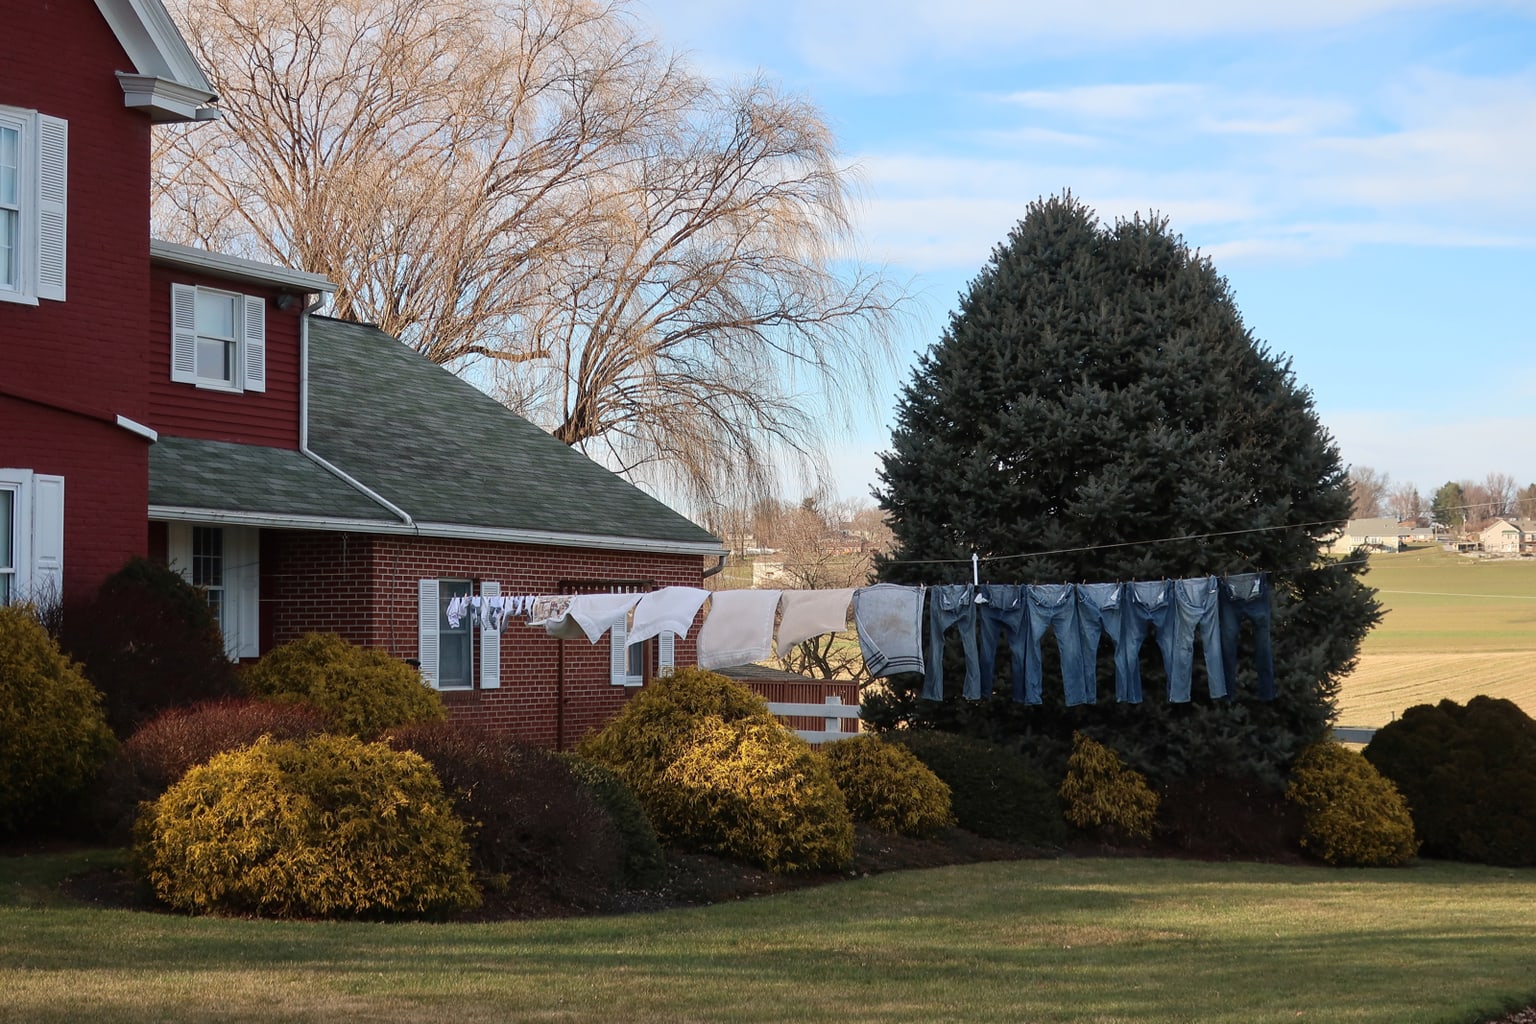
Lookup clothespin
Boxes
[972,552,988,603]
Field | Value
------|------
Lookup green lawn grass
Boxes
[1360,546,1536,655]
[4,848,1534,1023]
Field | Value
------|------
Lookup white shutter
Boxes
[170,284,197,383]
[165,521,192,580]
[609,613,632,686]
[479,580,501,689]
[242,294,266,392]
[29,474,63,603]
[657,632,675,676]
[417,578,440,688]
[229,527,260,659]
[35,115,66,302]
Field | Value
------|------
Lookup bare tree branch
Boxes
[154,0,904,510]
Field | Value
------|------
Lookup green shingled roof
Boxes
[149,317,720,552]
[305,317,718,548]
[149,436,397,521]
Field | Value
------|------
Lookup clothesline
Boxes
[450,572,1279,708]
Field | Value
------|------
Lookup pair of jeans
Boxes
[1219,572,1276,700]
[976,584,1029,702]
[1117,580,1177,704]
[853,583,926,678]
[1076,582,1129,703]
[923,584,981,700]
[1169,576,1228,701]
[1026,584,1090,706]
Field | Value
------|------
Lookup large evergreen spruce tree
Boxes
[869,193,1379,787]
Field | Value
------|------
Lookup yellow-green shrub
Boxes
[1059,732,1160,842]
[134,734,479,918]
[1286,741,1418,867]
[579,667,854,873]
[0,604,116,834]
[823,734,955,837]
[241,633,444,738]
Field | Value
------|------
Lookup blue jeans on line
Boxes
[976,584,1030,702]
[1118,580,1176,704]
[1075,582,1126,704]
[1169,576,1227,701]
[1026,584,1089,706]
[923,584,981,700]
[1219,572,1276,700]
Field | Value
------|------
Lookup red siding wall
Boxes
[146,265,303,448]
[0,397,149,599]
[262,531,709,749]
[0,2,160,601]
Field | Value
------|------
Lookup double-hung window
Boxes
[0,105,66,306]
[170,283,267,392]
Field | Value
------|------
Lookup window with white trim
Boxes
[170,283,266,392]
[416,579,500,691]
[0,105,66,306]
[168,523,259,660]
[0,469,65,607]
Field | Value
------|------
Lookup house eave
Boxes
[95,0,215,95]
[149,506,727,558]
[115,73,218,123]
[150,240,336,293]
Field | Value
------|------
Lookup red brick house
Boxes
[2,0,724,748]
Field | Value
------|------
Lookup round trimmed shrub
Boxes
[578,667,855,873]
[823,734,955,838]
[1060,732,1160,842]
[560,754,667,888]
[93,698,329,841]
[1364,696,1536,867]
[0,604,117,834]
[242,632,445,738]
[135,734,479,919]
[888,730,1068,846]
[1285,741,1417,867]
[57,557,239,737]
[389,723,624,909]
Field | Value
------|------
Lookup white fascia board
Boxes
[150,240,336,294]
[114,414,158,442]
[94,0,215,95]
[148,506,726,557]
[408,521,727,557]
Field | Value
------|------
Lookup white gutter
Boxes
[148,505,726,557]
[296,298,417,528]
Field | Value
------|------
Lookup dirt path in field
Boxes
[1336,651,1536,729]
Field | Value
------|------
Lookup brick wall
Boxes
[261,530,709,748]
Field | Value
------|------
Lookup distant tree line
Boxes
[1348,467,1536,528]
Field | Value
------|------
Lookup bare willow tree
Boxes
[154,0,900,508]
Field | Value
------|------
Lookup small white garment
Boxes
[697,589,782,669]
[545,592,643,644]
[776,588,854,650]
[628,586,710,647]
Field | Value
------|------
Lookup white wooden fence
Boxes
[766,695,861,745]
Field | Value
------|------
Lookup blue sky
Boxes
[637,0,1536,507]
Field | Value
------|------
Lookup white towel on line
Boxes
[776,588,854,650]
[545,592,643,644]
[628,586,710,647]
[696,589,782,669]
